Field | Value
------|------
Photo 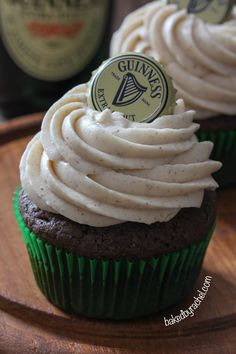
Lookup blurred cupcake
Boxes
[110,2,236,186]
[14,55,221,320]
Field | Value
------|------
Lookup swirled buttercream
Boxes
[110,2,236,119]
[20,84,221,227]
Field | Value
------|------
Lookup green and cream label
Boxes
[0,0,108,81]
[166,0,233,23]
[88,53,176,123]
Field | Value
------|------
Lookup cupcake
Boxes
[14,54,221,320]
[110,1,236,186]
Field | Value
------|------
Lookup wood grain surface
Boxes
[0,114,236,354]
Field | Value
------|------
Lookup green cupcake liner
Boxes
[14,189,215,320]
[197,129,236,187]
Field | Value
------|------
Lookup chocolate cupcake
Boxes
[110,2,236,186]
[17,188,216,260]
[14,55,221,319]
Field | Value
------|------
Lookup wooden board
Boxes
[0,114,236,354]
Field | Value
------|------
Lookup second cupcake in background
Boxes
[110,1,236,186]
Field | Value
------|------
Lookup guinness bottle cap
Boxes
[87,53,176,123]
[166,0,234,24]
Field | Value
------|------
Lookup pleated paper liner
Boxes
[197,129,236,187]
[14,188,215,320]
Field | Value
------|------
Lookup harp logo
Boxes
[112,73,147,106]
[88,53,176,123]
[166,0,233,23]
[187,0,213,13]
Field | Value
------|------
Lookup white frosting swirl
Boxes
[20,84,221,227]
[110,2,236,119]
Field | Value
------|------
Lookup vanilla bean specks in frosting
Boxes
[20,84,221,227]
[110,2,236,119]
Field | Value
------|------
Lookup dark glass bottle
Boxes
[0,0,112,119]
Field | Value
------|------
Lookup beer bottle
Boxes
[0,0,111,119]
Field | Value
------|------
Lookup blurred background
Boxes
[0,0,149,122]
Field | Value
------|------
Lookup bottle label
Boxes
[88,53,176,123]
[0,0,108,81]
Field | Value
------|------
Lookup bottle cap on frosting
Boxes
[87,53,176,123]
[166,0,234,24]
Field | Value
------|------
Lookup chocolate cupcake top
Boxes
[20,83,221,227]
[110,2,236,119]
